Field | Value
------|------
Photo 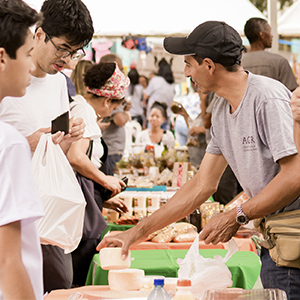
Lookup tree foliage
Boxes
[249,0,294,13]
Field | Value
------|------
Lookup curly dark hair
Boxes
[0,0,42,59]
[84,62,115,90]
[38,0,94,47]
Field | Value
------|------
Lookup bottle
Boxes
[174,279,195,300]
[147,279,171,300]
[161,144,169,157]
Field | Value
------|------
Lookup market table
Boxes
[101,224,257,253]
[85,249,261,289]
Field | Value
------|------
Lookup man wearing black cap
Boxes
[97,21,300,298]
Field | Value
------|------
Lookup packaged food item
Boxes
[108,268,145,291]
[173,231,198,243]
[106,209,119,223]
[173,222,197,234]
[99,247,131,270]
[133,193,147,208]
[174,279,195,300]
[151,227,176,243]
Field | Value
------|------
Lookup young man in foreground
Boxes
[0,0,44,298]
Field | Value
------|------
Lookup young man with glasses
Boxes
[0,0,94,293]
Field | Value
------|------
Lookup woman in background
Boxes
[71,60,93,96]
[136,101,175,157]
[125,68,144,127]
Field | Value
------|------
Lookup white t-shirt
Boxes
[0,121,44,300]
[0,73,69,136]
[70,95,104,169]
[136,129,175,157]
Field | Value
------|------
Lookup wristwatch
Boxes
[236,204,249,225]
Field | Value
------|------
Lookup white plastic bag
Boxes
[32,134,86,253]
[177,234,238,299]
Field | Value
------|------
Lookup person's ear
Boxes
[0,48,7,72]
[259,30,265,41]
[203,58,215,73]
[35,27,44,41]
[103,97,110,107]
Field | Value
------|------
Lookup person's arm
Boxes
[176,105,190,128]
[112,111,130,127]
[200,96,212,129]
[199,152,300,244]
[279,59,298,92]
[67,138,125,196]
[291,87,300,151]
[96,152,228,257]
[0,221,35,300]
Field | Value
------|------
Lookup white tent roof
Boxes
[25,0,265,37]
[278,0,300,37]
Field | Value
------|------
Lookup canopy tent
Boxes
[25,0,265,37]
[278,0,300,37]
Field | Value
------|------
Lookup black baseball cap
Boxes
[163,21,243,65]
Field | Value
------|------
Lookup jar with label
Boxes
[173,279,195,300]
[187,171,194,181]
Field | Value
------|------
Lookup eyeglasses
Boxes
[44,32,85,61]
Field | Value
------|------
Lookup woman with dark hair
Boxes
[67,62,130,286]
[125,68,144,126]
[136,101,175,157]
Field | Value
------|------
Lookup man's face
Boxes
[261,24,273,48]
[5,30,35,97]
[33,28,83,76]
[184,55,211,94]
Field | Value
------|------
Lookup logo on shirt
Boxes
[242,136,257,151]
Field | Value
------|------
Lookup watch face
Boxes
[238,216,246,223]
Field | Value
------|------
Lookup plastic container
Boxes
[147,279,171,300]
[174,279,195,300]
[108,268,145,291]
[99,247,131,270]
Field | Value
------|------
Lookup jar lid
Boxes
[177,279,192,286]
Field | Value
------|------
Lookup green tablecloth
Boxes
[101,223,134,240]
[85,249,261,289]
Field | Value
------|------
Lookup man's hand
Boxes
[59,117,85,153]
[66,117,85,143]
[27,127,51,153]
[104,197,129,213]
[102,176,126,197]
[198,209,240,244]
[96,228,136,259]
[291,87,300,123]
